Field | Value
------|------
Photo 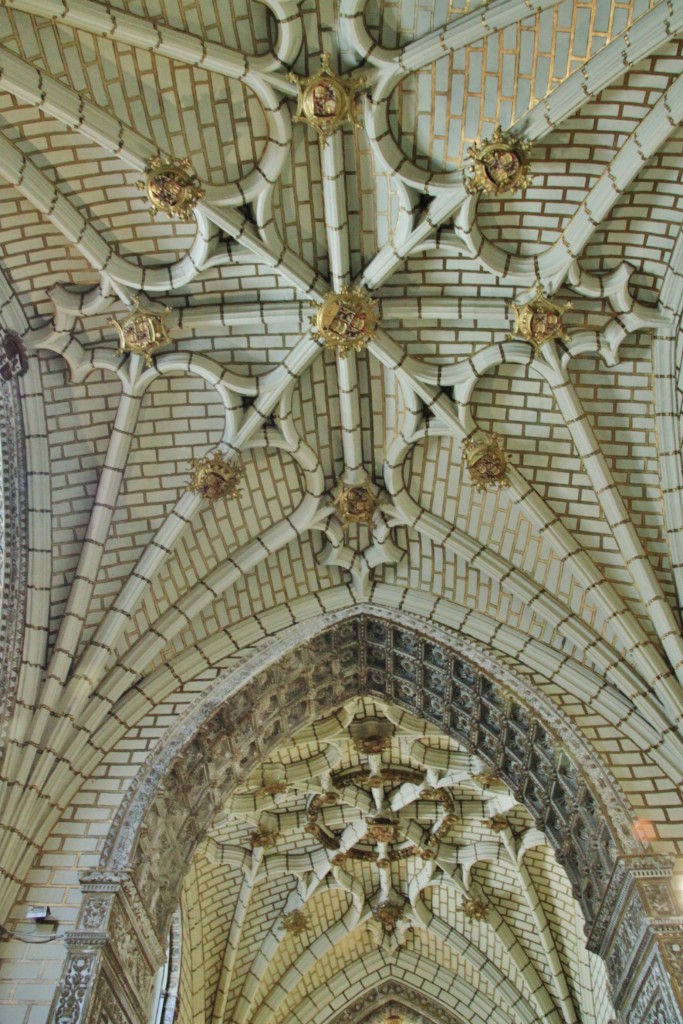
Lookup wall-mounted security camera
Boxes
[26,906,51,921]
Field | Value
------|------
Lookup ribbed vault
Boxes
[86,608,659,1024]
[0,2,682,1024]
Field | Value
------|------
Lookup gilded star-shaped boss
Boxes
[289,52,366,143]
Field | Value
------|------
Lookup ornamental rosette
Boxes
[137,155,205,220]
[281,909,310,936]
[187,451,245,502]
[289,52,366,143]
[462,897,489,921]
[311,287,379,356]
[109,298,172,366]
[462,433,510,492]
[509,286,572,351]
[465,126,533,196]
[333,478,380,525]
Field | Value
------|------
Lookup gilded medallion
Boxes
[462,434,510,492]
[187,451,245,502]
[110,299,172,366]
[281,909,310,936]
[312,288,379,356]
[509,287,572,351]
[462,897,489,921]
[137,156,205,221]
[465,127,532,196]
[333,478,380,525]
[373,900,405,934]
[289,52,366,143]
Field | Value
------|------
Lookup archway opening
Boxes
[176,694,614,1024]
[61,610,683,1024]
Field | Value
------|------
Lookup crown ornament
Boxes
[462,433,509,492]
[465,126,533,196]
[289,52,366,143]
[137,155,204,220]
[187,451,245,502]
[311,287,379,357]
[509,286,572,352]
[110,298,172,366]
[249,828,280,849]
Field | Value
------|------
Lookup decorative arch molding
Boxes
[328,980,467,1024]
[308,961,500,1024]
[0,373,28,764]
[50,607,683,1024]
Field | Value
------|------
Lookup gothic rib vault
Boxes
[0,0,683,1023]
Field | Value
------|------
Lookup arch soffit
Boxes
[102,605,647,942]
[315,972,491,1024]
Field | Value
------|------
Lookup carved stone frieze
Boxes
[622,948,681,1024]
[79,896,112,932]
[88,979,135,1024]
[0,376,28,768]
[51,949,99,1024]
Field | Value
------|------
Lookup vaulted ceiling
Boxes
[182,697,613,1024]
[0,0,683,1022]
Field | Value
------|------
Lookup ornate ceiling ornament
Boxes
[311,287,379,356]
[187,451,245,503]
[349,716,395,754]
[366,816,400,843]
[249,828,280,849]
[333,478,380,526]
[462,897,489,922]
[110,299,172,367]
[304,822,341,850]
[465,126,532,196]
[281,909,310,936]
[509,287,572,351]
[256,782,289,798]
[462,433,510,492]
[289,52,366,143]
[482,815,509,833]
[473,769,501,788]
[373,900,406,934]
[136,155,205,220]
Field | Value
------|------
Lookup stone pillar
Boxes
[586,855,683,1024]
[49,871,165,1024]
